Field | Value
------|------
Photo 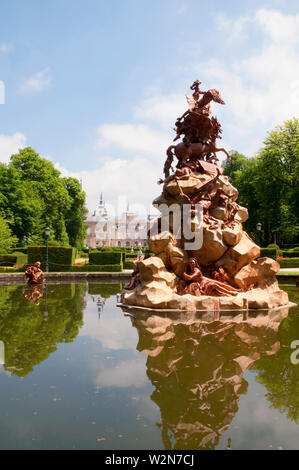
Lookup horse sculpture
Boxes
[164,140,231,177]
[163,81,231,178]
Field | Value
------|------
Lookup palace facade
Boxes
[85,194,155,249]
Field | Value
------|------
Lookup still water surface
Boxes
[0,281,298,450]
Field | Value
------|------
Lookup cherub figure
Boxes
[25,261,45,285]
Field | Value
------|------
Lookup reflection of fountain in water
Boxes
[91,295,106,318]
[122,306,290,450]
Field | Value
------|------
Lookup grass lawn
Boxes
[278,271,299,275]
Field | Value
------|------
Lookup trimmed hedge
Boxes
[281,250,299,258]
[70,264,122,272]
[267,244,280,251]
[89,251,123,265]
[27,246,76,271]
[125,253,138,260]
[278,258,299,269]
[0,254,17,266]
[0,266,22,273]
[0,263,123,273]
[12,251,28,265]
[259,248,277,260]
[13,247,28,254]
[123,260,135,270]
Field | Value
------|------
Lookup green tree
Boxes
[222,119,299,245]
[254,118,299,244]
[0,147,87,248]
[62,177,88,249]
[0,216,18,253]
[0,162,44,242]
[9,147,71,244]
[222,151,261,240]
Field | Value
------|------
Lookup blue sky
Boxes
[0,0,298,215]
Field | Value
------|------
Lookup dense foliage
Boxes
[0,147,87,250]
[222,118,299,246]
[0,216,18,253]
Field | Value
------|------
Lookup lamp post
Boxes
[256,222,262,247]
[44,227,50,272]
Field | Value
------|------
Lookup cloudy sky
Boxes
[0,0,298,216]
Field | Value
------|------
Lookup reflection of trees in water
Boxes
[88,282,123,298]
[251,309,299,424]
[0,283,86,377]
[128,308,290,450]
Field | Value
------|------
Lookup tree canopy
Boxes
[0,216,18,253]
[222,118,299,245]
[0,147,87,250]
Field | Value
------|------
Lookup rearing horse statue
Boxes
[163,80,231,178]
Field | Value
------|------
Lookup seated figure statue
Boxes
[180,258,241,297]
[25,261,45,285]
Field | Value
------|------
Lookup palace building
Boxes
[84,194,155,248]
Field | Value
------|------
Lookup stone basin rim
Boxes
[117,301,297,313]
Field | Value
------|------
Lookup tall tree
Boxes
[9,148,71,244]
[254,118,299,244]
[0,216,18,253]
[0,163,43,242]
[223,119,299,245]
[62,177,88,249]
[0,148,87,248]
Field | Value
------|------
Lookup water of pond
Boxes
[0,280,298,450]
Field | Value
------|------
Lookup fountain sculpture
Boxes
[121,81,289,311]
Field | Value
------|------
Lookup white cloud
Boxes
[94,357,148,389]
[53,122,172,215]
[256,8,299,45]
[20,67,52,93]
[190,8,299,155]
[134,93,186,128]
[79,297,139,350]
[0,132,27,164]
[97,123,170,158]
[0,43,12,52]
[215,14,251,42]
[55,155,161,216]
